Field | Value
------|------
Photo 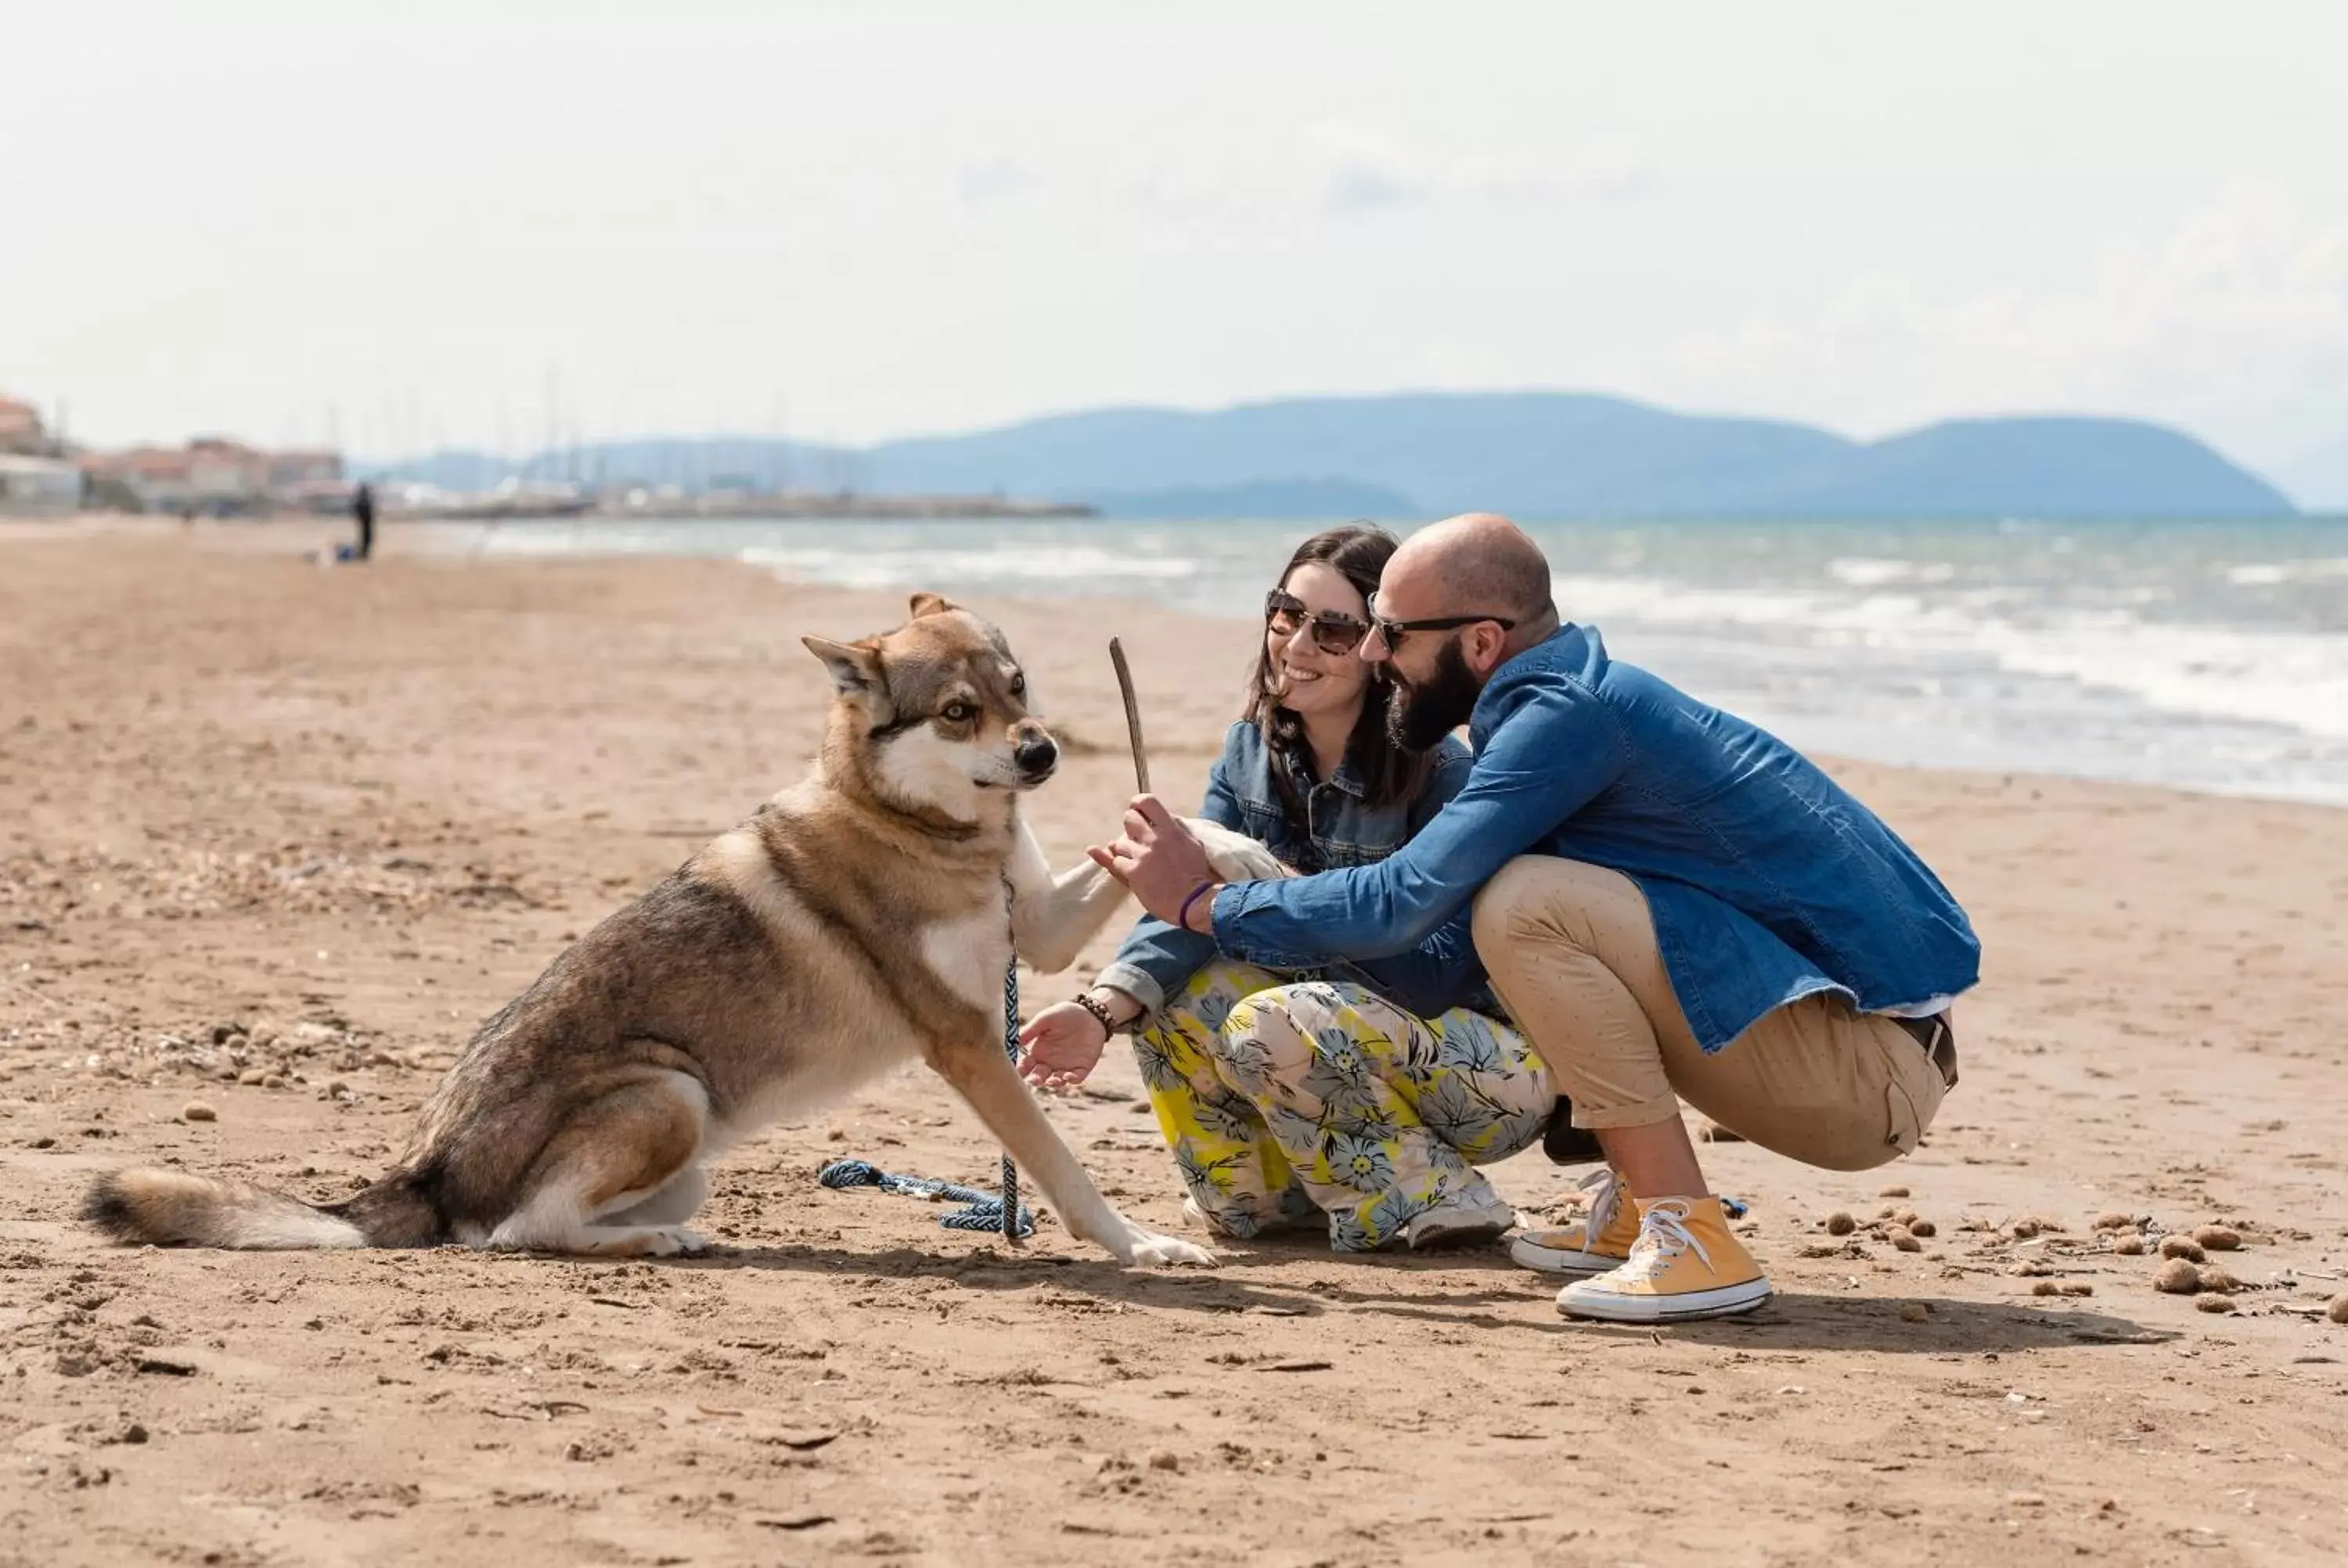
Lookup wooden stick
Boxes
[1108,637,1150,794]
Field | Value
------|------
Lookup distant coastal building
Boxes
[0,455,81,516]
[0,396,50,455]
[0,396,81,516]
[80,438,347,516]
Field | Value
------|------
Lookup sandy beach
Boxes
[3,520,2346,1567]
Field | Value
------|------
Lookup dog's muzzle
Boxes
[1014,735,1060,782]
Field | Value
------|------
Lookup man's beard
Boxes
[1385,637,1483,751]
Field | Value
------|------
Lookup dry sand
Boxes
[2,521,2346,1566]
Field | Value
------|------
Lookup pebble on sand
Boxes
[181,1102,218,1123]
[2159,1235,2206,1263]
[1899,1303,1931,1322]
[2111,1235,2147,1256]
[1146,1450,1180,1472]
[1888,1227,1923,1253]
[2197,1267,2241,1295]
[2153,1258,2203,1294]
[1907,1218,1938,1239]
[2327,1293,2348,1325]
[2192,1225,2242,1252]
[2195,1294,2238,1314]
[2092,1211,2134,1232]
[1878,1185,1910,1199]
[2032,1280,2094,1297]
[1824,1211,1856,1236]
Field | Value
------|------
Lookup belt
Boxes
[1892,1012,1961,1090]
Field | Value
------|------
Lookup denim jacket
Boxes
[1095,719,1476,1020]
[1209,624,1982,1053]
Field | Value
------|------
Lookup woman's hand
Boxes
[1017,1002,1112,1091]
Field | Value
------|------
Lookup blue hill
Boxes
[372,392,2296,520]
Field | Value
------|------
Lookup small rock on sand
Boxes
[2197,1267,2241,1295]
[2195,1294,2238,1314]
[1907,1218,1937,1239]
[1888,1227,1923,1253]
[2327,1293,2348,1325]
[2111,1235,2146,1256]
[1878,1185,1910,1199]
[2093,1211,2134,1232]
[2153,1258,2202,1294]
[1898,1303,1930,1322]
[1146,1450,1180,1472]
[2159,1235,2206,1263]
[2192,1225,2242,1252]
[1824,1211,1856,1236]
[181,1102,218,1123]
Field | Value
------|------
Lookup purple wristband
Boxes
[1176,879,1220,933]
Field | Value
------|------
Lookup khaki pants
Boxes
[1471,856,1948,1172]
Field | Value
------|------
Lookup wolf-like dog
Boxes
[85,594,1219,1268]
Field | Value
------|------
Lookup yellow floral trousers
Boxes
[1133,960,1554,1251]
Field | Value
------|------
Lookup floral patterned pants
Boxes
[1133,960,1554,1251]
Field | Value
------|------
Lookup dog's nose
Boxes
[1015,734,1059,777]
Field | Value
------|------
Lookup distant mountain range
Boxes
[369,391,2300,519]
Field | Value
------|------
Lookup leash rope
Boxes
[812,927,1035,1240]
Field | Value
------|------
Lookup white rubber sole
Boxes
[1554,1275,1774,1323]
[1508,1230,1629,1278]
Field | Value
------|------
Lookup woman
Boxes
[1017,524,1553,1252]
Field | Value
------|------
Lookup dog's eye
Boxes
[1008,673,1026,698]
[940,700,977,723]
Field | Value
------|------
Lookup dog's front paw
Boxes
[643,1228,711,1257]
[1121,1229,1216,1268]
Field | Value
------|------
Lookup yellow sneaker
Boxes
[1508,1167,1638,1277]
[1554,1196,1772,1322]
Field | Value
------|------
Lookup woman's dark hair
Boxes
[1244,523,1435,820]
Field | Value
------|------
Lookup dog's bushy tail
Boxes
[84,1168,439,1250]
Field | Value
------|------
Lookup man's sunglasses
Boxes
[1264,589,1370,655]
[1366,592,1516,653]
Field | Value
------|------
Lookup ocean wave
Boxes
[736,545,1201,588]
[1550,573,2348,741]
[2227,557,2348,587]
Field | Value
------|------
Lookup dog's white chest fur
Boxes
[919,907,1011,1025]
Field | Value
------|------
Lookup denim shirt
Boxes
[1210,624,1982,1053]
[1095,719,1476,1020]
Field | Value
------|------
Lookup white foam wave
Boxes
[2227,557,2348,587]
[738,544,1199,588]
[1550,573,2348,741]
[1826,556,1956,588]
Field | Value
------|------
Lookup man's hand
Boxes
[1088,795,1219,928]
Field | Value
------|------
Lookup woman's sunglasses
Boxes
[1264,589,1370,655]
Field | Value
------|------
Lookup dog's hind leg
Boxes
[603,1164,709,1228]
[488,1070,714,1258]
[928,1035,1214,1268]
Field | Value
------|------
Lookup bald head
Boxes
[1388,512,1554,627]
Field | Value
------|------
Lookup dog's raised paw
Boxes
[1125,1231,1216,1268]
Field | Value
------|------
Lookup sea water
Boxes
[425,514,2348,807]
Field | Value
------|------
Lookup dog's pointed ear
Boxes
[907,591,960,620]
[802,635,885,699]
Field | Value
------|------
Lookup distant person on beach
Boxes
[351,481,376,562]
[1091,512,1979,1323]
[1017,524,1563,1253]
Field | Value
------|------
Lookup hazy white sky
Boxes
[7,0,2346,479]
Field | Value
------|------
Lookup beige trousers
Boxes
[1470,856,1948,1172]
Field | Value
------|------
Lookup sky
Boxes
[7,0,2348,496]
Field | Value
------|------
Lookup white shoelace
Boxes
[1615,1198,1712,1282]
[1572,1167,1622,1257]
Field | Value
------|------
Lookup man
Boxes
[1094,513,1977,1323]
[351,480,376,563]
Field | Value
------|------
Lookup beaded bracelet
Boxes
[1070,991,1121,1039]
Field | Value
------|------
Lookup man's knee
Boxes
[1472,854,1604,966]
